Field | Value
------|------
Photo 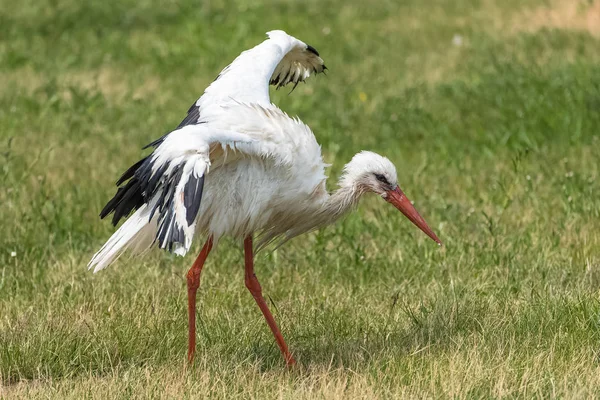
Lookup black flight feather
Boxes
[184,174,204,226]
[142,134,168,150]
[306,44,320,56]
[116,156,148,186]
[176,103,201,129]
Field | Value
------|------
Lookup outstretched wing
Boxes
[98,125,256,256]
[179,30,326,129]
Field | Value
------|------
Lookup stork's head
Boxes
[341,151,442,245]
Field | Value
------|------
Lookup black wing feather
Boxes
[116,156,149,186]
[155,165,184,248]
[100,133,205,253]
[177,103,201,129]
[184,174,204,226]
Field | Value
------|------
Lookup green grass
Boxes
[2,0,600,397]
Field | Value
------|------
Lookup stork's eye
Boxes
[375,173,389,185]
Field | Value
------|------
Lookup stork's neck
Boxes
[322,182,364,223]
[260,172,367,248]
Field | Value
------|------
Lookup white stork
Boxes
[89,30,441,366]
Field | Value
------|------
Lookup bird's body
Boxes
[89,31,329,270]
[89,31,441,366]
[90,102,329,269]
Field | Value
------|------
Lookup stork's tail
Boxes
[88,204,158,273]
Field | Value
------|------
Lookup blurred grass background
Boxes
[1,0,600,397]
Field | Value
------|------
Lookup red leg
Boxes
[187,236,213,363]
[244,236,296,366]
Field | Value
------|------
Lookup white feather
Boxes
[89,202,158,273]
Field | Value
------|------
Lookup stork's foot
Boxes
[285,356,297,368]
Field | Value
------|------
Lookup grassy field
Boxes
[2,0,600,397]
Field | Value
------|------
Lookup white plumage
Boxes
[88,30,441,365]
[89,30,327,272]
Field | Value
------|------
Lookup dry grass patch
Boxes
[61,66,163,102]
[0,66,45,94]
[3,348,600,399]
[0,65,161,102]
[511,0,600,37]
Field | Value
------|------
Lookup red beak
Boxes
[385,187,442,245]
